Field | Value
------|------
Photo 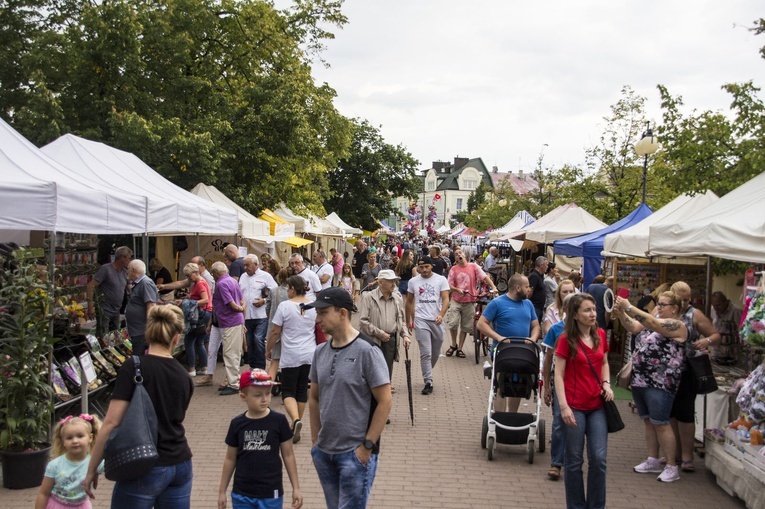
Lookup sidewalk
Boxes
[1,338,746,508]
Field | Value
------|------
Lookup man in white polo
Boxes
[312,250,334,290]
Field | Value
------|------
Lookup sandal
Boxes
[445,345,457,357]
[681,461,695,473]
[547,466,561,480]
[456,349,466,358]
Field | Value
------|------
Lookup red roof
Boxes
[490,172,538,196]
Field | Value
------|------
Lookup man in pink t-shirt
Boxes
[329,248,344,286]
[445,248,497,357]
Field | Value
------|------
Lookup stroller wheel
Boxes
[487,437,495,461]
[481,416,488,449]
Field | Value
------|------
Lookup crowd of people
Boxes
[52,236,729,509]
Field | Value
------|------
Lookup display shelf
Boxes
[613,261,661,303]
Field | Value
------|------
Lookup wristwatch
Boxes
[363,439,375,450]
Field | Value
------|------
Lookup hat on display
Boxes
[376,269,400,281]
[240,368,279,389]
[302,286,358,312]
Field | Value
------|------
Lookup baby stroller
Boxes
[481,338,545,463]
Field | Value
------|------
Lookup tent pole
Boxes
[705,256,713,316]
[142,234,149,263]
[48,230,57,443]
[195,234,200,255]
[132,235,137,259]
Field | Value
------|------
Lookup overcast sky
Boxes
[305,0,765,174]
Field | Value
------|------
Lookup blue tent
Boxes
[553,203,653,288]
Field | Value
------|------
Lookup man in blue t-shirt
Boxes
[477,273,540,413]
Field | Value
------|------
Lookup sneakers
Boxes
[634,457,663,473]
[219,386,239,396]
[292,420,302,444]
[187,369,196,377]
[657,464,680,483]
[195,375,213,387]
[421,382,433,395]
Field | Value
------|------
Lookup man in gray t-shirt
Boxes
[125,259,158,355]
[87,246,132,330]
[305,287,391,509]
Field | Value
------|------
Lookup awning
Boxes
[284,236,314,248]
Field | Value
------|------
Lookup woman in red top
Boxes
[554,293,613,509]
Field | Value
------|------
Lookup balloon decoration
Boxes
[402,193,442,238]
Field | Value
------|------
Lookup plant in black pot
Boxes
[0,250,57,489]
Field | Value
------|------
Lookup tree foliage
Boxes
[324,119,420,230]
[1,0,353,214]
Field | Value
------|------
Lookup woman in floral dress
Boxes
[613,292,688,483]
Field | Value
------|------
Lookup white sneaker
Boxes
[634,457,662,473]
[657,464,680,483]
[187,370,196,377]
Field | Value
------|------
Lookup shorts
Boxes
[446,301,475,332]
[232,492,283,509]
[670,366,697,423]
[632,386,675,426]
[280,364,311,403]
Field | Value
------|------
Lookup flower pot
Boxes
[0,444,51,489]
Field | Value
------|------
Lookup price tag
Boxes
[78,352,98,384]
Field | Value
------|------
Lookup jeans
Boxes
[111,459,193,509]
[311,447,378,509]
[184,326,208,371]
[245,318,269,369]
[563,407,607,509]
[632,386,675,426]
[551,390,565,468]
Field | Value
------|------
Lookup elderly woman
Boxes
[266,276,316,443]
[614,292,688,483]
[85,306,194,508]
[180,262,212,377]
[360,251,381,292]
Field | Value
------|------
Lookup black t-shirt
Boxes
[111,355,194,465]
[229,257,245,279]
[431,257,447,276]
[353,249,369,279]
[150,267,174,295]
[225,410,293,498]
[528,269,546,311]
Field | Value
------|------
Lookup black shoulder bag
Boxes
[579,341,625,433]
[104,356,160,481]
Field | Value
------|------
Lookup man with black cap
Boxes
[405,256,450,395]
[305,287,391,509]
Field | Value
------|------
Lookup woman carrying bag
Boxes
[554,293,613,509]
[84,306,194,508]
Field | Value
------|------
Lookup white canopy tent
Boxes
[189,183,272,241]
[326,212,363,235]
[0,119,145,234]
[491,211,536,239]
[42,135,238,235]
[648,172,765,263]
[602,191,718,264]
[524,203,607,244]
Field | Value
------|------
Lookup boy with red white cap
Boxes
[218,369,302,509]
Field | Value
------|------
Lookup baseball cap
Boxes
[418,256,436,266]
[239,368,278,389]
[376,269,400,281]
[302,286,358,312]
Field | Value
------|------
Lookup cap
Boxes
[239,368,278,389]
[302,286,358,312]
[376,269,399,281]
[418,256,436,266]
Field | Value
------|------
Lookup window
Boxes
[427,181,435,191]
[463,179,477,190]
[456,198,463,211]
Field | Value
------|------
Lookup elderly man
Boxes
[445,248,497,358]
[240,254,277,370]
[477,273,540,412]
[527,256,549,323]
[288,253,322,302]
[196,262,245,395]
[359,269,412,382]
[86,246,132,330]
[312,250,334,290]
[483,246,499,273]
[224,244,245,281]
[124,259,158,355]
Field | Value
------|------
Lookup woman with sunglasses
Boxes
[613,292,687,483]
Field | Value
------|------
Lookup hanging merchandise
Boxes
[740,275,765,347]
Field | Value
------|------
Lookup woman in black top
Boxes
[85,305,194,509]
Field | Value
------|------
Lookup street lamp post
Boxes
[634,122,660,204]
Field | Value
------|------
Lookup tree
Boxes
[324,119,420,230]
[466,180,487,213]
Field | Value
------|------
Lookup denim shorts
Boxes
[632,386,676,425]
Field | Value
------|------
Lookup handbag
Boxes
[579,341,625,433]
[686,353,718,395]
[104,356,159,481]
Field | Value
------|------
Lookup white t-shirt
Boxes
[313,263,334,289]
[408,274,450,323]
[272,300,317,368]
[297,268,322,302]
[239,270,278,320]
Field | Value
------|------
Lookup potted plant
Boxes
[0,249,57,489]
